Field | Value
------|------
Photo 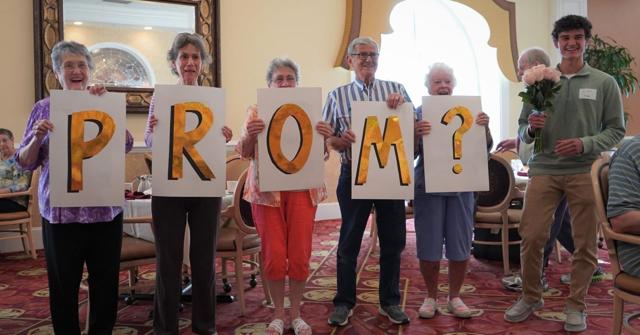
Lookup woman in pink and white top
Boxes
[236,58,332,335]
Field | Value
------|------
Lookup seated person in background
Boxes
[0,128,32,213]
[607,135,640,276]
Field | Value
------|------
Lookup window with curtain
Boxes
[376,0,506,141]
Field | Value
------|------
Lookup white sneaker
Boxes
[564,308,587,332]
[504,297,543,323]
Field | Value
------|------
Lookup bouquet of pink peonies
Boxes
[518,64,562,153]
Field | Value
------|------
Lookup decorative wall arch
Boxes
[335,0,519,82]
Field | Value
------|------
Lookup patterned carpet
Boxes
[0,219,625,334]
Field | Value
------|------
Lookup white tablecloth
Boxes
[123,195,234,265]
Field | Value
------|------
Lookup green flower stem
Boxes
[534,128,543,154]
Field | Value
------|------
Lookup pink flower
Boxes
[532,65,545,82]
[543,67,561,82]
[522,70,536,86]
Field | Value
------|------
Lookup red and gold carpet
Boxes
[0,219,625,334]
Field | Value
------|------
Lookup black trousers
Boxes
[152,196,220,335]
[333,164,406,309]
[41,214,123,335]
[0,198,26,213]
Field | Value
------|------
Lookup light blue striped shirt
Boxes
[322,78,412,163]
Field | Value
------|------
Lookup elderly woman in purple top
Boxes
[16,40,133,335]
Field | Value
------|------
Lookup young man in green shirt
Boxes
[504,14,625,332]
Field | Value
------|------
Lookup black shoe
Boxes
[328,305,353,326]
[379,305,410,324]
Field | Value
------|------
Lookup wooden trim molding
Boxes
[334,0,362,69]
[336,0,519,81]
[33,0,221,114]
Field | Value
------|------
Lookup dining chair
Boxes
[217,168,267,315]
[473,153,524,275]
[120,215,156,305]
[225,154,250,182]
[83,214,156,332]
[591,155,640,335]
[0,169,40,259]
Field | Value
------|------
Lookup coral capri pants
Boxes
[252,191,317,281]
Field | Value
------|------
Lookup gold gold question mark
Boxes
[440,106,473,174]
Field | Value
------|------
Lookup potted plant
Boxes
[585,34,639,97]
[585,35,639,128]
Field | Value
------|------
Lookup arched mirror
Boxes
[34,0,220,113]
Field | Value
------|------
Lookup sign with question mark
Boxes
[421,96,489,192]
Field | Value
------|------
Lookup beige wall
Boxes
[220,0,349,134]
[0,0,556,143]
[0,0,34,141]
[589,0,640,135]
[6,0,637,206]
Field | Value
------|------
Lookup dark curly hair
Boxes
[552,15,592,41]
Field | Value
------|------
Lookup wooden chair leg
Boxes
[23,223,37,259]
[501,225,510,275]
[235,250,246,316]
[613,294,623,335]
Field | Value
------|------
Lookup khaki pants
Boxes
[519,173,598,311]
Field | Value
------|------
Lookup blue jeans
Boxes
[333,164,406,309]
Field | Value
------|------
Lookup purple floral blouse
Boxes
[17,97,134,224]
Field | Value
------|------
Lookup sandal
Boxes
[292,317,312,335]
[266,318,285,335]
[448,297,473,318]
[418,297,437,319]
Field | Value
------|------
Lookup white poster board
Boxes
[351,102,414,199]
[421,96,489,192]
[257,87,324,192]
[49,90,125,207]
[152,85,226,197]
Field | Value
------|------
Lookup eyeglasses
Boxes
[62,61,88,71]
[351,52,379,60]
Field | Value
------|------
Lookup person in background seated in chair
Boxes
[608,136,640,276]
[504,15,625,332]
[144,32,232,335]
[236,57,333,335]
[0,128,31,213]
[414,62,492,319]
[16,40,134,335]
[323,37,411,327]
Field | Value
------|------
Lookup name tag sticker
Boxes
[579,88,597,100]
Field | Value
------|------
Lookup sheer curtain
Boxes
[376,0,506,141]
